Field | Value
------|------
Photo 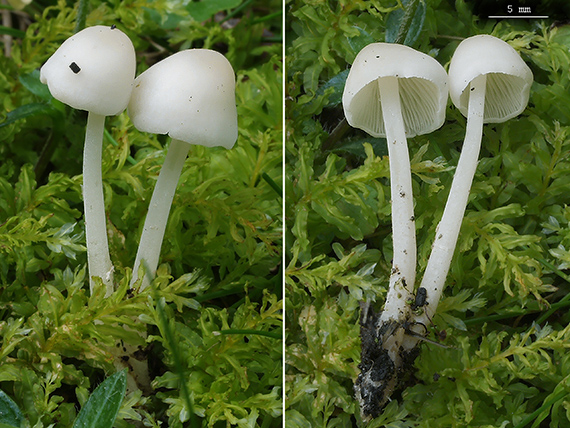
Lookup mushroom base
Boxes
[355,302,422,421]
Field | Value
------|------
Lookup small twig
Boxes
[2,0,12,57]
[138,37,169,64]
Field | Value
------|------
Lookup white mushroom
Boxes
[414,35,533,327]
[127,49,238,290]
[40,25,136,294]
[342,43,448,323]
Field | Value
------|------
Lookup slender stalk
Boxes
[131,138,190,290]
[378,76,416,323]
[74,0,88,34]
[415,74,486,327]
[2,0,12,57]
[84,112,114,294]
[261,172,282,197]
[123,138,192,395]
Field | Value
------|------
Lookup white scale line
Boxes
[488,15,550,18]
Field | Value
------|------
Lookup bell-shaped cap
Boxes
[127,49,238,149]
[449,35,533,123]
[40,25,136,116]
[342,43,448,138]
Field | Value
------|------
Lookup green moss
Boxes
[0,0,282,426]
[286,0,570,426]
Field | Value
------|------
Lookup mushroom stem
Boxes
[84,112,114,295]
[415,74,486,326]
[377,76,416,323]
[131,138,191,291]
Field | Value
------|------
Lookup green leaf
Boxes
[19,70,53,102]
[385,0,426,47]
[331,137,388,159]
[0,103,53,128]
[284,409,312,427]
[187,0,243,23]
[439,313,467,331]
[0,25,25,38]
[347,26,376,55]
[315,69,348,108]
[141,7,162,25]
[0,390,23,427]
[72,370,127,428]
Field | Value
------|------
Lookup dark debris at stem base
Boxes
[355,301,421,421]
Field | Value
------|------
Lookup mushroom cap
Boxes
[127,49,238,149]
[40,25,136,116]
[448,35,533,123]
[342,43,448,138]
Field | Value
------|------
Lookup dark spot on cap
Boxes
[111,24,117,29]
[69,62,81,74]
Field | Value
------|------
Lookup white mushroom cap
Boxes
[449,35,533,123]
[127,49,238,149]
[40,25,136,116]
[342,43,448,138]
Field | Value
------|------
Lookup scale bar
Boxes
[488,15,549,18]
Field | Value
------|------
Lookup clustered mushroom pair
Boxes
[40,26,238,295]
[342,35,533,419]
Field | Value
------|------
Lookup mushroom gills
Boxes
[349,77,442,137]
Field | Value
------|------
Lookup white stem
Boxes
[131,138,190,291]
[84,112,114,295]
[415,74,486,326]
[378,76,416,323]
